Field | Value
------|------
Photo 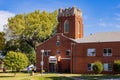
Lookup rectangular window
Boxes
[87,48,96,56]
[88,63,93,71]
[103,63,112,71]
[78,22,80,34]
[44,50,51,56]
[56,41,60,46]
[64,20,69,33]
[103,48,112,56]
[66,50,71,56]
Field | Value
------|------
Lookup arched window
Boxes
[78,22,80,34]
[64,20,69,33]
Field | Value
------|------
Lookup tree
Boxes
[3,51,28,72]
[114,60,120,72]
[3,39,20,55]
[8,10,58,49]
[0,32,5,50]
[19,40,36,64]
[93,61,103,74]
[26,52,36,65]
[3,39,36,65]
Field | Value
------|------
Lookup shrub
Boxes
[4,51,29,72]
[93,61,103,74]
[114,60,120,72]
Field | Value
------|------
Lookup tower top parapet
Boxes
[58,6,82,17]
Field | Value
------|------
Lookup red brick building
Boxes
[36,7,120,73]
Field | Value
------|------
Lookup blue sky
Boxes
[0,0,120,36]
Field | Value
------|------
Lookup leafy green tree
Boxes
[8,10,58,48]
[6,10,57,66]
[0,32,5,50]
[3,39,20,55]
[3,40,36,65]
[3,51,28,72]
[114,60,120,72]
[19,40,36,64]
[93,61,103,74]
[26,53,36,65]
[3,39,32,55]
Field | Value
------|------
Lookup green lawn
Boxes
[0,73,73,80]
[66,74,120,80]
[0,72,120,80]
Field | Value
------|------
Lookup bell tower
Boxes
[57,6,84,39]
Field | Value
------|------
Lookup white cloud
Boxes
[115,4,120,8]
[0,11,15,32]
[114,13,120,21]
[98,18,104,22]
[114,24,120,28]
[115,13,120,17]
[98,22,107,27]
[97,18,107,27]
[115,18,120,21]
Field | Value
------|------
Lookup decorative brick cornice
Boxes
[58,6,82,17]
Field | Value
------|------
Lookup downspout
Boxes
[73,43,76,73]
[71,43,76,73]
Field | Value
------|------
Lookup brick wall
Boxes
[75,42,120,74]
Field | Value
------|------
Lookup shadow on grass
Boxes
[0,75,15,78]
[71,74,120,80]
[20,78,30,80]
[39,76,73,80]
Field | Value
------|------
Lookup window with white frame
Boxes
[56,41,60,46]
[66,49,71,56]
[44,50,51,56]
[88,63,93,71]
[87,48,96,56]
[103,48,112,56]
[103,63,112,71]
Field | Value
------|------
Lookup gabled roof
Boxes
[36,33,75,48]
[74,31,120,43]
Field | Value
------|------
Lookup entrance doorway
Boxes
[49,63,56,72]
[49,56,57,72]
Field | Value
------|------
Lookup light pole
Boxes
[40,50,44,75]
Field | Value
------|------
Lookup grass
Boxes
[66,74,120,80]
[0,71,120,80]
[0,72,73,80]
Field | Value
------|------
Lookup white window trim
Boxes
[87,48,96,56]
[88,63,94,71]
[66,49,71,56]
[103,48,112,56]
[44,50,51,56]
[103,63,112,71]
